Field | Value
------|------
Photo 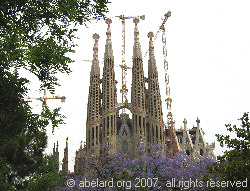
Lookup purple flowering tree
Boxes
[61,145,215,191]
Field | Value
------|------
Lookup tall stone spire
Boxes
[147,32,164,146]
[62,137,68,173]
[131,18,146,153]
[102,19,117,153]
[53,141,59,171]
[86,33,101,156]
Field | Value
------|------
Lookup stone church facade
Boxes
[54,18,215,173]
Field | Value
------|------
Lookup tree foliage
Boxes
[0,0,109,189]
[25,155,67,191]
[1,0,109,91]
[0,69,47,190]
[206,113,250,190]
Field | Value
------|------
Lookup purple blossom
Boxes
[60,145,215,190]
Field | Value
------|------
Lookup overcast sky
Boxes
[26,0,250,172]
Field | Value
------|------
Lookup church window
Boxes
[111,115,113,134]
[100,124,102,143]
[192,137,195,144]
[147,123,150,142]
[152,125,154,137]
[136,115,137,133]
[186,149,190,156]
[88,129,90,148]
[139,116,141,129]
[122,127,127,136]
[103,118,105,137]
[200,149,203,156]
[114,114,116,134]
[107,116,109,135]
[178,137,182,143]
[156,126,158,139]
[96,126,98,139]
[143,118,145,136]
[160,127,162,140]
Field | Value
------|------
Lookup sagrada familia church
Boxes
[53,15,216,173]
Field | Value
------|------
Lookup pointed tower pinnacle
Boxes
[102,18,117,153]
[195,117,201,148]
[52,141,59,171]
[148,32,156,71]
[91,33,100,76]
[56,141,59,152]
[147,31,164,146]
[131,18,146,153]
[133,18,142,59]
[86,33,101,157]
[62,137,68,173]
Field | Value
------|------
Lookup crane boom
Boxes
[161,11,172,117]
[25,89,66,130]
[160,11,180,153]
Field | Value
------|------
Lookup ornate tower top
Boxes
[91,33,100,76]
[148,31,154,53]
[104,18,113,59]
[133,18,139,35]
[148,32,156,72]
[106,18,112,39]
[148,31,154,39]
[133,17,142,59]
[93,33,99,57]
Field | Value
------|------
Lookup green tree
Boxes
[1,0,109,91]
[0,69,48,190]
[0,0,109,189]
[25,155,67,191]
[206,113,250,190]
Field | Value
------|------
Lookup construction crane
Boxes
[159,11,180,154]
[25,89,66,129]
[160,11,172,123]
[115,14,145,113]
